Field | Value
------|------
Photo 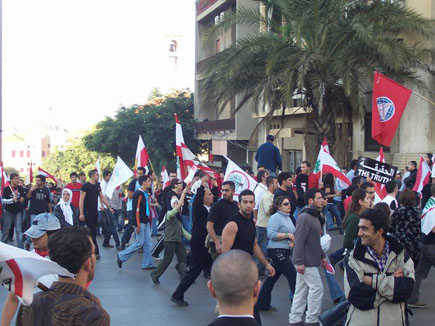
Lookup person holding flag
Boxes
[1,173,26,249]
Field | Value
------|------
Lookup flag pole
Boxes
[148,158,156,175]
[413,91,435,108]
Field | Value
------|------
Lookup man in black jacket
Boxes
[404,160,418,189]
[171,185,214,306]
[207,250,261,326]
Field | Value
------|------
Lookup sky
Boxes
[2,0,196,134]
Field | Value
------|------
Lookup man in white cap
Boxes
[1,213,61,325]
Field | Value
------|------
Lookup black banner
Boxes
[356,156,398,185]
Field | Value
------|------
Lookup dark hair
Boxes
[408,161,417,168]
[266,135,275,142]
[222,181,235,190]
[361,182,374,190]
[70,172,78,178]
[360,208,390,237]
[385,181,397,194]
[88,169,98,178]
[198,171,207,179]
[352,176,362,186]
[136,167,146,174]
[36,174,46,183]
[277,172,291,185]
[138,175,150,185]
[239,189,255,201]
[350,159,358,170]
[304,188,320,205]
[373,202,390,220]
[295,166,301,174]
[103,170,111,178]
[322,173,334,187]
[343,185,357,199]
[257,165,265,170]
[169,178,180,190]
[257,170,267,182]
[301,160,311,168]
[343,188,368,227]
[78,172,86,177]
[270,196,289,215]
[48,226,93,274]
[400,188,416,206]
[266,176,277,188]
[9,172,19,180]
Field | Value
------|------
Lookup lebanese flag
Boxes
[373,147,388,203]
[412,156,431,193]
[421,197,435,235]
[134,135,150,177]
[0,242,74,305]
[0,163,9,194]
[175,114,217,180]
[313,138,351,186]
[37,168,57,184]
[161,165,169,189]
[372,72,412,147]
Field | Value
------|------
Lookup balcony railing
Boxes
[196,0,218,15]
[196,118,235,133]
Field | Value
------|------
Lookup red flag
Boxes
[372,72,412,146]
[134,136,149,177]
[412,156,431,193]
[373,147,387,201]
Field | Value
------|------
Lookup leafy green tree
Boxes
[201,0,434,163]
[83,89,204,172]
[41,140,115,184]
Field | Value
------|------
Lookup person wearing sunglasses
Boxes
[256,196,296,312]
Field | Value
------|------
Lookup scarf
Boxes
[59,188,74,225]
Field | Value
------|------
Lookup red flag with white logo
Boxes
[372,72,412,147]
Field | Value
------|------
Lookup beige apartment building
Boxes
[194,0,434,171]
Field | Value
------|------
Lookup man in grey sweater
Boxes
[289,188,327,326]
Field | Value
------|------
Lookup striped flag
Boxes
[25,161,33,185]
[412,156,431,193]
[134,135,150,177]
[373,147,388,203]
[313,138,351,186]
[421,197,435,235]
[37,168,57,184]
[161,165,169,189]
[0,242,74,305]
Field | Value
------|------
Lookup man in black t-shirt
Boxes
[27,175,52,216]
[206,181,238,258]
[1,173,26,248]
[222,190,275,324]
[79,169,114,259]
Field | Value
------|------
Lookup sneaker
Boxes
[95,254,101,260]
[142,266,156,270]
[117,255,122,269]
[119,243,126,251]
[171,296,188,307]
[408,302,428,308]
[102,243,114,248]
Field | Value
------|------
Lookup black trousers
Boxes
[172,246,212,301]
[84,210,99,255]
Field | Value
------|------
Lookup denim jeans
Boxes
[118,222,153,268]
[101,210,120,247]
[256,248,296,310]
[323,203,342,231]
[181,214,191,248]
[294,206,303,221]
[323,263,344,301]
[1,210,23,248]
[151,217,158,236]
[114,209,123,231]
[256,226,268,256]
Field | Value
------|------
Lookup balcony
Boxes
[195,118,235,133]
[196,0,219,15]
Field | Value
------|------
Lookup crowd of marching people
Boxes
[0,142,434,326]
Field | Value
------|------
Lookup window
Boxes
[215,39,220,53]
[12,150,16,157]
[20,150,24,157]
[26,150,30,157]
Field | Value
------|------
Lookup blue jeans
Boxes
[114,209,123,231]
[1,210,23,248]
[256,248,296,309]
[118,222,153,268]
[323,203,342,231]
[294,206,303,221]
[323,263,344,301]
[181,214,191,248]
[151,217,158,236]
[101,210,120,247]
[256,226,268,256]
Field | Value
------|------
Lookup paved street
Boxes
[1,232,434,325]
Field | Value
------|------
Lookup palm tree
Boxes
[200,0,434,164]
